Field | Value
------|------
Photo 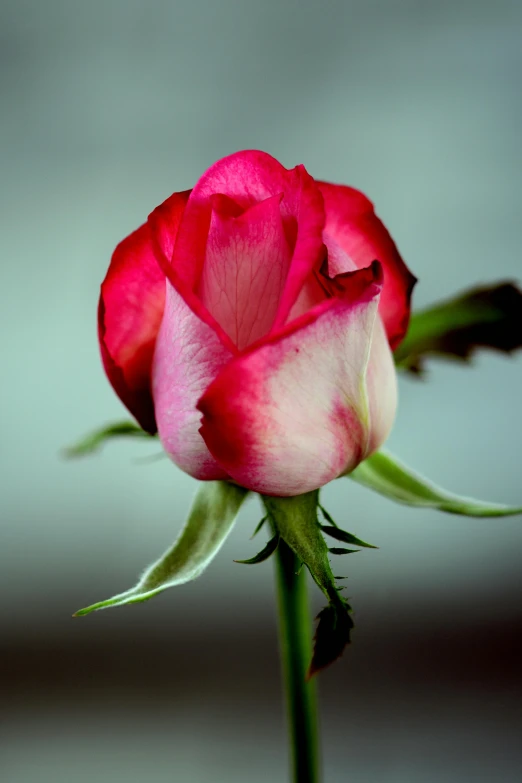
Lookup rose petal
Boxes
[152,279,232,480]
[318,181,417,349]
[198,263,395,496]
[171,150,325,326]
[148,190,237,354]
[99,223,167,433]
[197,193,292,349]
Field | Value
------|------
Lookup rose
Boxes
[99,150,415,496]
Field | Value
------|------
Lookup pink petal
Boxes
[198,263,395,496]
[98,223,167,433]
[197,193,292,350]
[148,190,237,354]
[171,150,325,329]
[365,314,397,454]
[318,181,417,349]
[152,279,232,480]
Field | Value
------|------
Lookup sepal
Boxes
[348,450,522,517]
[234,533,280,564]
[262,491,358,676]
[64,420,155,457]
[320,525,377,549]
[74,481,248,615]
[329,547,360,555]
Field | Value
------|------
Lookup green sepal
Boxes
[74,481,248,616]
[251,515,268,538]
[64,420,155,457]
[318,504,339,527]
[262,492,337,600]
[394,281,522,375]
[320,524,378,549]
[262,491,353,676]
[234,533,280,564]
[349,450,522,517]
[329,547,360,555]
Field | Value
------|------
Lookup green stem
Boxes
[274,537,321,783]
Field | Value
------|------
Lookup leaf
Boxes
[262,492,353,676]
[74,481,249,615]
[320,524,378,549]
[349,450,522,517]
[329,547,360,555]
[309,598,354,678]
[64,420,155,457]
[234,533,280,564]
[394,282,522,374]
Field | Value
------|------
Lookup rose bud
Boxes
[99,150,416,496]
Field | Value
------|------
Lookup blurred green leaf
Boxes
[235,532,280,564]
[64,420,155,457]
[395,282,522,374]
[349,450,522,517]
[74,481,249,615]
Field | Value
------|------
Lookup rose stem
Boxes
[274,537,321,783]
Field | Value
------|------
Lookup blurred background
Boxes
[1,0,522,780]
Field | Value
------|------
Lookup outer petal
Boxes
[318,181,417,349]
[171,150,325,326]
[198,264,395,496]
[152,279,232,480]
[365,315,398,453]
[98,223,166,433]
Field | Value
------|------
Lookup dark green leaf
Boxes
[349,450,522,517]
[234,533,280,564]
[329,547,360,555]
[309,597,354,677]
[320,524,378,549]
[64,420,155,457]
[74,481,249,615]
[394,282,522,375]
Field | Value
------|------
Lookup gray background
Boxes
[1,0,522,781]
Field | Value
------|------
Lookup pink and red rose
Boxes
[99,150,415,496]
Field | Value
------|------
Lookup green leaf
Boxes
[262,492,353,675]
[74,481,249,615]
[64,420,155,457]
[310,598,354,678]
[329,547,360,555]
[234,533,280,564]
[349,450,522,517]
[320,524,378,549]
[394,282,522,374]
